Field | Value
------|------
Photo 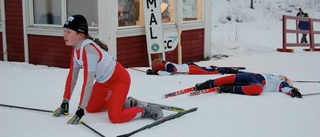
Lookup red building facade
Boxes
[0,0,212,68]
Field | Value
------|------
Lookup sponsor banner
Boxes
[143,0,164,54]
[164,30,178,52]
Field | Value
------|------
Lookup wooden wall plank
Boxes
[5,0,24,62]
[28,35,72,68]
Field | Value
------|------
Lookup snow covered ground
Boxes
[1,0,320,137]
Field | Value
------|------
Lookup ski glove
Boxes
[67,107,85,124]
[52,99,69,117]
[146,69,158,75]
[290,87,302,98]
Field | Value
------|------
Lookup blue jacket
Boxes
[299,21,309,30]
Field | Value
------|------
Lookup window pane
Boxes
[0,2,2,23]
[183,0,202,21]
[118,0,141,26]
[33,0,62,25]
[161,0,175,23]
[118,0,175,27]
[67,0,98,27]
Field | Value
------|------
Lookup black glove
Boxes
[225,68,239,74]
[67,107,85,124]
[290,87,302,98]
[146,69,158,75]
[52,99,69,117]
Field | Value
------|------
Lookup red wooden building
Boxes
[0,0,212,68]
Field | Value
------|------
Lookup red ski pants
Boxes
[85,62,143,123]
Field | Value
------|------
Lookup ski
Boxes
[127,97,185,112]
[140,101,185,112]
[129,67,246,75]
[189,87,220,96]
[163,87,195,99]
[117,107,198,137]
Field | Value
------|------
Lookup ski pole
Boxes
[81,122,105,137]
[117,107,198,137]
[302,92,320,96]
[129,67,146,72]
[0,103,52,113]
[0,103,105,137]
[292,81,320,83]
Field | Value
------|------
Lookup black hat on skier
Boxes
[64,14,88,35]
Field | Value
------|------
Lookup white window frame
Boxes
[116,0,205,38]
[23,0,205,38]
[0,0,4,28]
[117,0,178,38]
[28,0,66,28]
[181,0,204,29]
[25,0,98,37]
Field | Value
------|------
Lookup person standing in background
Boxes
[298,13,309,43]
[296,8,304,17]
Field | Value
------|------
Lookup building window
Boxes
[67,0,98,27]
[161,0,175,23]
[32,0,98,27]
[0,2,2,23]
[118,0,140,26]
[183,0,202,21]
[118,0,175,27]
[33,0,62,25]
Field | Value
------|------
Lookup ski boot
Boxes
[142,105,164,120]
[218,85,236,93]
[123,96,142,108]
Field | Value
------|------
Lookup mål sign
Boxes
[143,0,165,54]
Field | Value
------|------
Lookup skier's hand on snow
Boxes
[290,87,302,98]
[52,99,69,117]
[146,69,158,75]
[67,107,85,124]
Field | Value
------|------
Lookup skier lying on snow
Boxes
[194,72,302,98]
[146,58,241,76]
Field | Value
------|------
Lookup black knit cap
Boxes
[64,15,88,35]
